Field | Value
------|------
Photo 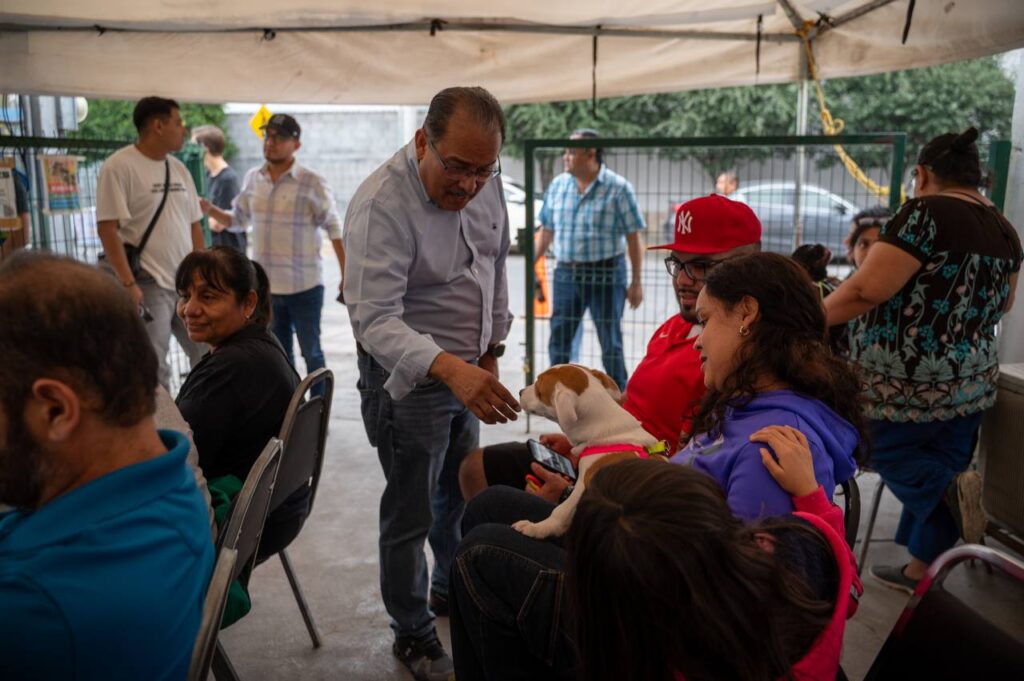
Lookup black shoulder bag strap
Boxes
[137,159,170,254]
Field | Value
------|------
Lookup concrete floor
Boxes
[217,253,1024,680]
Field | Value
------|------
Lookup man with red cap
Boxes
[457,194,762,504]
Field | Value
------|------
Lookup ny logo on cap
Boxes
[677,210,694,236]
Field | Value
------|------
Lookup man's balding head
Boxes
[0,252,158,427]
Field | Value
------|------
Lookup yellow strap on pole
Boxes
[797,22,906,204]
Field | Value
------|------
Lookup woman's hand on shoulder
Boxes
[750,425,819,498]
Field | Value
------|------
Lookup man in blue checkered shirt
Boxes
[534,129,645,390]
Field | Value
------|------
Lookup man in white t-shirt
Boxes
[96,96,205,388]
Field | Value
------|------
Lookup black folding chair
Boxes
[264,368,334,648]
[857,469,888,575]
[212,437,283,681]
[864,544,1024,680]
[837,476,861,550]
[188,547,238,681]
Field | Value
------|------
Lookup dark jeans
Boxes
[272,285,326,394]
[869,412,983,563]
[549,256,627,390]
[358,350,478,638]
[451,486,577,681]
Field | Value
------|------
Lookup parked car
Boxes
[503,177,544,255]
[730,183,861,261]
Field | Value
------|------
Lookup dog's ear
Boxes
[552,384,579,428]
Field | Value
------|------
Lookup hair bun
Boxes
[952,127,979,152]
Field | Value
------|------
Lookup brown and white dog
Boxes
[513,364,659,539]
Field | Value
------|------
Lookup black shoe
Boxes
[429,588,449,617]
[393,629,454,681]
[869,564,919,596]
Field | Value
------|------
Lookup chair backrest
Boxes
[187,547,238,681]
[838,476,860,549]
[864,545,1024,681]
[219,437,282,580]
[271,368,333,515]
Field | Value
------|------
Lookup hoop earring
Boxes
[739,325,750,337]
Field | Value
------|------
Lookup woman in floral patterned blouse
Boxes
[824,128,1022,594]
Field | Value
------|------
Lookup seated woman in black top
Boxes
[175,246,305,559]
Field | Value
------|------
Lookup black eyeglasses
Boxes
[664,256,722,281]
[427,138,501,181]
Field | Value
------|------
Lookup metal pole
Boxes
[523,141,536,432]
[998,49,1024,363]
[793,47,809,250]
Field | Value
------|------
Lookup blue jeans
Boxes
[271,285,325,390]
[450,486,576,681]
[357,349,478,638]
[869,412,983,564]
[548,256,627,390]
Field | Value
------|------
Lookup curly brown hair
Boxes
[689,252,868,465]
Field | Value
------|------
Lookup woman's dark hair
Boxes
[690,252,868,465]
[567,459,835,681]
[917,127,983,188]
[175,246,271,327]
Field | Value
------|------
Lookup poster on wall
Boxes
[38,154,81,213]
[0,157,20,231]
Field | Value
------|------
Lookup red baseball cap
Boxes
[648,194,762,255]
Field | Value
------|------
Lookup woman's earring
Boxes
[739,325,750,337]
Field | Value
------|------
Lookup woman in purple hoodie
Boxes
[671,252,867,520]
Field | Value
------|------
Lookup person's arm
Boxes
[824,242,921,326]
[95,159,143,306]
[331,237,346,299]
[97,219,143,307]
[621,182,645,309]
[344,199,520,422]
[484,189,514,378]
[625,231,644,309]
[191,221,205,251]
[534,228,554,263]
[1006,271,1019,313]
[201,201,233,228]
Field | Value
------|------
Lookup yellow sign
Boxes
[249,105,273,139]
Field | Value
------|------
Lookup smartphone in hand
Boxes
[527,439,577,481]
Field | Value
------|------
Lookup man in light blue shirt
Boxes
[0,252,214,681]
[344,86,520,681]
[534,129,646,390]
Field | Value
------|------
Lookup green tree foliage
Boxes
[505,56,1013,180]
[72,99,233,155]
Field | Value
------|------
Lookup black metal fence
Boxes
[0,135,207,394]
[520,134,1011,391]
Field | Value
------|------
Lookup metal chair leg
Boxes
[280,549,323,648]
[858,478,886,576]
[212,641,242,681]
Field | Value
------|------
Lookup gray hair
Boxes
[423,86,506,144]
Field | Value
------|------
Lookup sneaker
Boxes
[393,629,455,681]
[869,564,919,596]
[429,589,449,617]
[945,470,986,544]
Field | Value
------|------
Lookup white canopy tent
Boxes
[1,1,1023,105]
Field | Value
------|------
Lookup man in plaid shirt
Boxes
[534,128,646,390]
[203,114,344,384]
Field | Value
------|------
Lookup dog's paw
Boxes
[513,519,560,539]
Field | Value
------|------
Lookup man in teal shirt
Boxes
[0,252,214,680]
